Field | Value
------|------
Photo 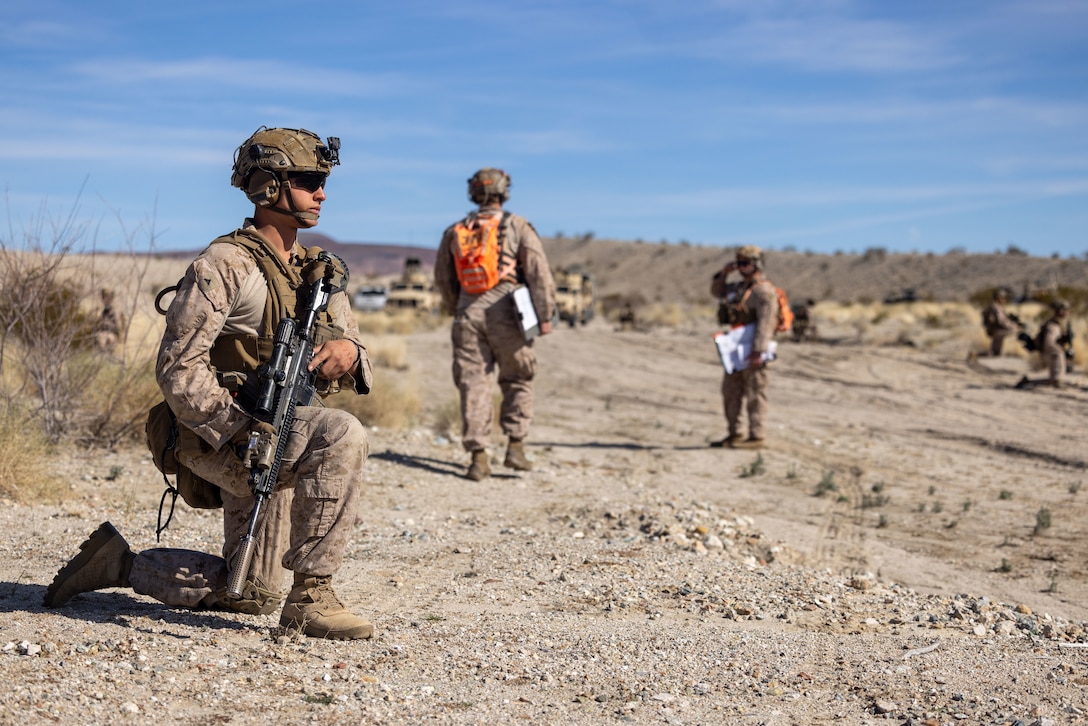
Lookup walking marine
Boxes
[45,127,377,640]
[710,245,780,450]
[434,168,556,481]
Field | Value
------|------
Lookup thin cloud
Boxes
[718,17,961,73]
[69,58,421,98]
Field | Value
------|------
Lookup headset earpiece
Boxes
[246,172,280,207]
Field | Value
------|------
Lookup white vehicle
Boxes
[353,285,388,312]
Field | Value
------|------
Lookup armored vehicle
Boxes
[384,257,440,313]
[554,267,596,327]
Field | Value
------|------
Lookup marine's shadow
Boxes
[534,440,709,452]
[371,449,525,480]
[372,449,463,476]
[0,581,251,633]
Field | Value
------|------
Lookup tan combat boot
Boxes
[504,438,532,471]
[466,449,491,481]
[733,437,765,450]
[279,574,374,640]
[44,522,135,608]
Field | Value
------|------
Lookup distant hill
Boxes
[298,233,436,280]
[540,236,1088,306]
[152,232,1087,305]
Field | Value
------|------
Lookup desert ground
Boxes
[1,249,1087,724]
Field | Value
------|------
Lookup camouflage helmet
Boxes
[231,127,340,208]
[467,168,511,205]
[735,244,764,269]
[1051,299,1071,312]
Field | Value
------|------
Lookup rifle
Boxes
[225,252,345,600]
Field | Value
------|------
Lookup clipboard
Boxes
[713,324,776,374]
[511,286,540,341]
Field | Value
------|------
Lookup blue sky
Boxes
[2,1,1086,257]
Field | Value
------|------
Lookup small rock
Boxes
[873,699,898,714]
[120,702,139,714]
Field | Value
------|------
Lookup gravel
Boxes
[3,430,1088,725]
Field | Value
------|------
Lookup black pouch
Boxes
[717,301,731,326]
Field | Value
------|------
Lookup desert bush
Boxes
[431,396,461,438]
[0,404,65,503]
[354,309,446,336]
[1,204,162,447]
[1,248,103,440]
[366,336,409,371]
[78,356,161,448]
[326,376,422,430]
[738,454,765,478]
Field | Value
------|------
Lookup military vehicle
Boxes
[554,266,596,327]
[384,257,440,313]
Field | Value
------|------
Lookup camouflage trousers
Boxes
[989,333,1010,357]
[129,406,368,610]
[721,366,770,440]
[1045,350,1066,385]
[451,297,536,452]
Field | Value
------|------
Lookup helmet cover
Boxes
[231,127,340,207]
[467,168,511,205]
[735,245,764,269]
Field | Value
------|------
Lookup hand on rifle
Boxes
[309,339,360,380]
[230,419,276,461]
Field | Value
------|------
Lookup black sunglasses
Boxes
[287,172,327,193]
[736,258,755,266]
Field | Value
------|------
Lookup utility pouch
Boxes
[146,400,180,475]
[145,400,223,511]
[717,301,731,326]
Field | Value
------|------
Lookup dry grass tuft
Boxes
[355,310,447,336]
[365,336,409,371]
[327,377,422,430]
[0,406,66,503]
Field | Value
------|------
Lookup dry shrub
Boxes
[640,302,689,329]
[366,336,408,371]
[0,405,65,503]
[431,396,461,438]
[327,375,422,430]
[355,310,446,336]
[79,356,161,448]
[1,209,165,448]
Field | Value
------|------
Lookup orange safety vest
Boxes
[452,212,509,294]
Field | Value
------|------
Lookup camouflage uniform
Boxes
[95,290,125,353]
[982,299,1020,356]
[1039,317,1069,386]
[131,221,373,611]
[711,270,779,442]
[434,211,556,453]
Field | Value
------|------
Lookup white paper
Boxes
[714,324,776,374]
[511,286,540,341]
